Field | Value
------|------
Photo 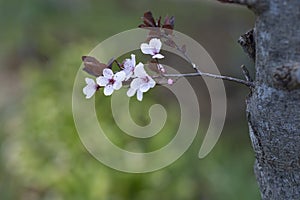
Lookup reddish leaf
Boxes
[163,16,175,30]
[157,16,162,27]
[139,11,175,36]
[138,24,146,28]
[82,56,107,77]
[139,11,157,28]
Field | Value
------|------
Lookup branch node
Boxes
[238,29,256,62]
[241,65,253,82]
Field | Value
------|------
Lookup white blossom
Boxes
[140,38,164,59]
[83,78,99,99]
[127,63,156,101]
[122,54,136,80]
[96,68,126,96]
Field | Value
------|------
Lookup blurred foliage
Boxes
[0,0,259,199]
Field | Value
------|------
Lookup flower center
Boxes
[142,76,150,83]
[109,78,115,84]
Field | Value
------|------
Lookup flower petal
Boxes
[104,85,114,96]
[140,43,154,55]
[134,63,147,77]
[123,54,135,70]
[127,88,136,97]
[85,77,95,85]
[114,71,126,82]
[83,85,96,99]
[130,78,143,89]
[103,68,113,79]
[149,38,162,52]
[148,78,156,88]
[125,71,133,81]
[139,83,151,92]
[152,54,164,59]
[137,90,143,101]
[96,76,109,86]
[131,54,136,66]
[113,81,122,90]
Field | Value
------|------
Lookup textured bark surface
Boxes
[219,0,300,199]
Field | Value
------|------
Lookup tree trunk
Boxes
[219,0,300,199]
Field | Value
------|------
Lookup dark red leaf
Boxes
[142,11,157,27]
[157,16,161,27]
[163,16,175,30]
[138,24,146,28]
[82,56,107,77]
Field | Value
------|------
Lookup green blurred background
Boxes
[0,0,260,199]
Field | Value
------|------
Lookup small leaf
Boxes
[139,11,157,28]
[82,56,107,77]
[162,16,175,35]
[163,16,175,30]
[157,16,162,27]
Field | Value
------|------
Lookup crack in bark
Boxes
[246,108,265,159]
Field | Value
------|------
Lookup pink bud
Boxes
[167,78,174,85]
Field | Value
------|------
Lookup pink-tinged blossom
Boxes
[83,78,99,99]
[122,54,136,80]
[96,68,126,96]
[167,78,174,85]
[127,63,156,101]
[140,38,164,59]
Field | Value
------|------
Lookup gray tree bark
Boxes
[219,0,300,199]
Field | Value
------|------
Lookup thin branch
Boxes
[162,35,202,74]
[160,32,254,88]
[217,0,257,6]
[241,65,253,82]
[155,71,255,87]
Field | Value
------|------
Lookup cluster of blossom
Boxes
[83,38,171,101]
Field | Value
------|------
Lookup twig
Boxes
[160,33,254,88]
[154,72,255,87]
[217,0,257,6]
[162,34,202,74]
[241,65,253,82]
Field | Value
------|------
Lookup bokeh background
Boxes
[0,0,260,199]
